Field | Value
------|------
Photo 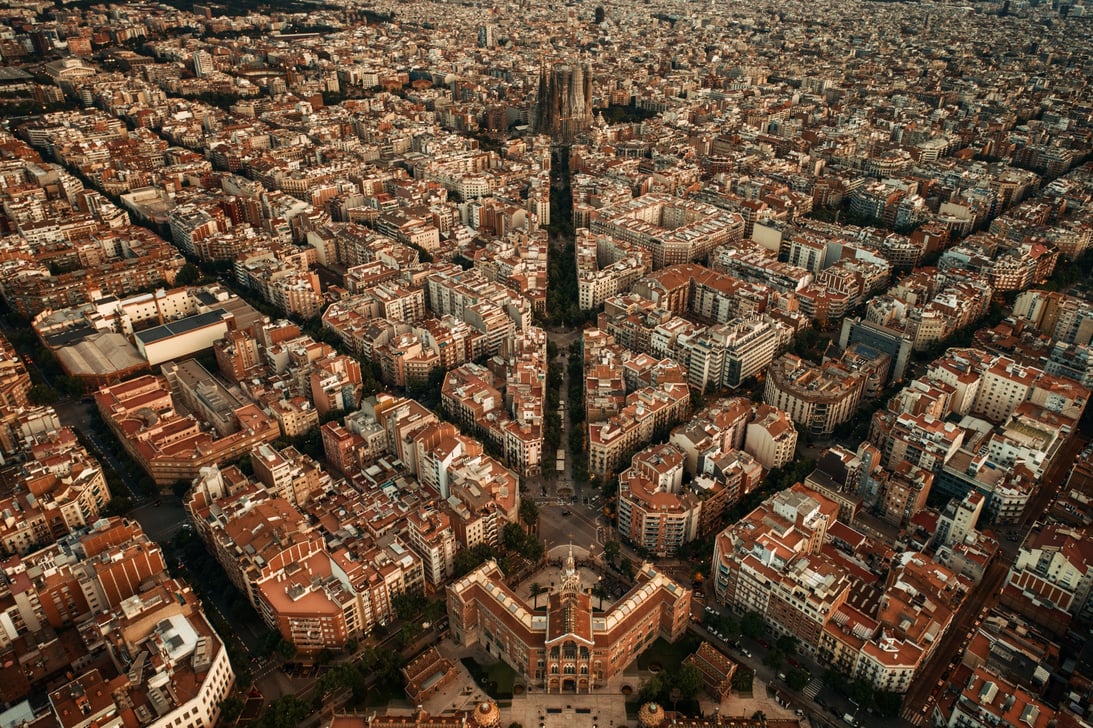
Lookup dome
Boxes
[638,702,665,728]
[471,700,501,728]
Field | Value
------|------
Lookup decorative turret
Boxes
[470,700,501,727]
[560,542,581,594]
[638,702,666,727]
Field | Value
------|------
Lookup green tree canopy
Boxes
[675,663,704,700]
[786,668,810,692]
[776,635,798,654]
[28,384,59,405]
[639,674,664,703]
[874,691,903,718]
[519,498,539,529]
[849,679,875,707]
[741,611,767,639]
[175,262,201,286]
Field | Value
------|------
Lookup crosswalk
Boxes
[802,678,822,700]
[901,703,931,726]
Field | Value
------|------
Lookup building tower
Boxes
[533,61,594,142]
[560,543,581,593]
[193,50,214,78]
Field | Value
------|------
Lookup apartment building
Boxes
[0,427,111,555]
[714,484,964,692]
[711,242,813,294]
[878,412,965,474]
[763,354,865,436]
[744,403,798,470]
[250,443,329,507]
[878,460,934,527]
[936,491,985,548]
[49,587,234,728]
[405,507,457,588]
[310,353,363,417]
[95,374,280,486]
[945,666,1056,728]
[0,512,235,728]
[269,395,319,439]
[575,228,650,310]
[590,193,744,269]
[0,518,165,638]
[588,382,690,477]
[442,360,545,477]
[686,316,782,391]
[616,444,703,557]
[669,397,752,474]
[189,484,422,656]
[972,358,1042,424]
[712,484,841,643]
[1003,524,1093,628]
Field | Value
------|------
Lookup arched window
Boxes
[563,641,577,659]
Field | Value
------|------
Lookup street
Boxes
[898,433,1088,725]
[545,326,582,501]
[1018,434,1088,529]
[898,554,1010,726]
[57,398,154,506]
[538,501,604,556]
[691,609,858,728]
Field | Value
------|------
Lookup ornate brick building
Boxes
[447,548,691,693]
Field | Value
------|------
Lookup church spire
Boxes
[560,541,580,594]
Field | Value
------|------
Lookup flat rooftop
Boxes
[135,309,230,345]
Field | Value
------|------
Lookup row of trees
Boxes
[502,521,545,562]
[544,355,563,455]
[163,529,271,693]
[601,540,636,581]
[544,236,598,327]
[822,669,903,719]
[248,645,406,728]
[707,610,904,719]
[566,344,590,484]
[544,146,580,327]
